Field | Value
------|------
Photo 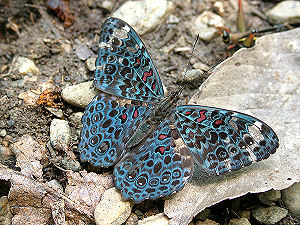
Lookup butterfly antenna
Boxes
[182,34,200,82]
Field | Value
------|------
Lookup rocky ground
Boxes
[0,0,299,224]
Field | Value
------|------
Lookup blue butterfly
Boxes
[78,17,279,203]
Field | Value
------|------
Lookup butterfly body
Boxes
[78,17,279,203]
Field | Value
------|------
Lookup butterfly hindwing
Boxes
[173,105,279,175]
[114,119,193,202]
[79,93,151,167]
[95,17,164,102]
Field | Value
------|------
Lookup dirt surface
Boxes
[0,0,297,224]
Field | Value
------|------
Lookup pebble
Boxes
[252,206,288,224]
[0,196,13,225]
[14,56,40,75]
[75,43,94,60]
[0,129,7,137]
[237,210,250,220]
[258,189,281,206]
[94,187,133,225]
[213,1,224,16]
[138,213,169,225]
[68,112,83,126]
[190,11,225,41]
[112,0,175,35]
[45,107,63,118]
[228,218,251,225]
[181,69,204,82]
[125,213,139,225]
[281,182,300,217]
[50,119,71,152]
[47,179,63,191]
[61,81,100,108]
[266,1,300,25]
[60,156,81,171]
[86,56,96,71]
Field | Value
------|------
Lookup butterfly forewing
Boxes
[172,105,279,175]
[95,17,164,102]
[79,93,151,167]
[114,120,193,202]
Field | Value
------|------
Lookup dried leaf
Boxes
[65,170,114,211]
[11,135,48,179]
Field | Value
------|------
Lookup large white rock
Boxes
[165,28,300,225]
[112,0,175,35]
[266,1,300,25]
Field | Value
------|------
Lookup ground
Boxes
[0,0,297,224]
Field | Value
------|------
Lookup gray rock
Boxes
[228,218,251,225]
[112,0,175,35]
[138,213,169,225]
[258,190,281,206]
[50,119,71,152]
[190,11,225,41]
[266,1,300,25]
[75,43,93,60]
[252,206,288,224]
[281,182,300,217]
[94,187,133,225]
[86,56,96,71]
[165,28,300,225]
[60,156,81,171]
[61,81,100,108]
[181,69,204,83]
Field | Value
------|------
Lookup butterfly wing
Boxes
[173,105,279,175]
[95,17,164,102]
[114,119,193,203]
[78,93,151,167]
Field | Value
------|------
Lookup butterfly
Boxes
[78,17,279,203]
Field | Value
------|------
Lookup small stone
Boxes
[0,129,7,137]
[61,81,100,108]
[281,182,300,217]
[213,1,224,16]
[252,206,288,224]
[75,43,93,60]
[125,213,139,225]
[196,219,219,225]
[193,62,210,71]
[195,208,210,221]
[45,107,63,118]
[94,187,133,225]
[258,189,281,206]
[112,0,175,35]
[47,179,63,191]
[6,119,15,128]
[50,119,71,152]
[86,56,96,71]
[168,14,179,24]
[138,213,169,225]
[60,156,81,171]
[68,112,83,126]
[14,56,39,75]
[228,218,251,225]
[0,196,13,225]
[190,11,225,41]
[266,1,300,25]
[181,69,204,82]
[97,0,115,11]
